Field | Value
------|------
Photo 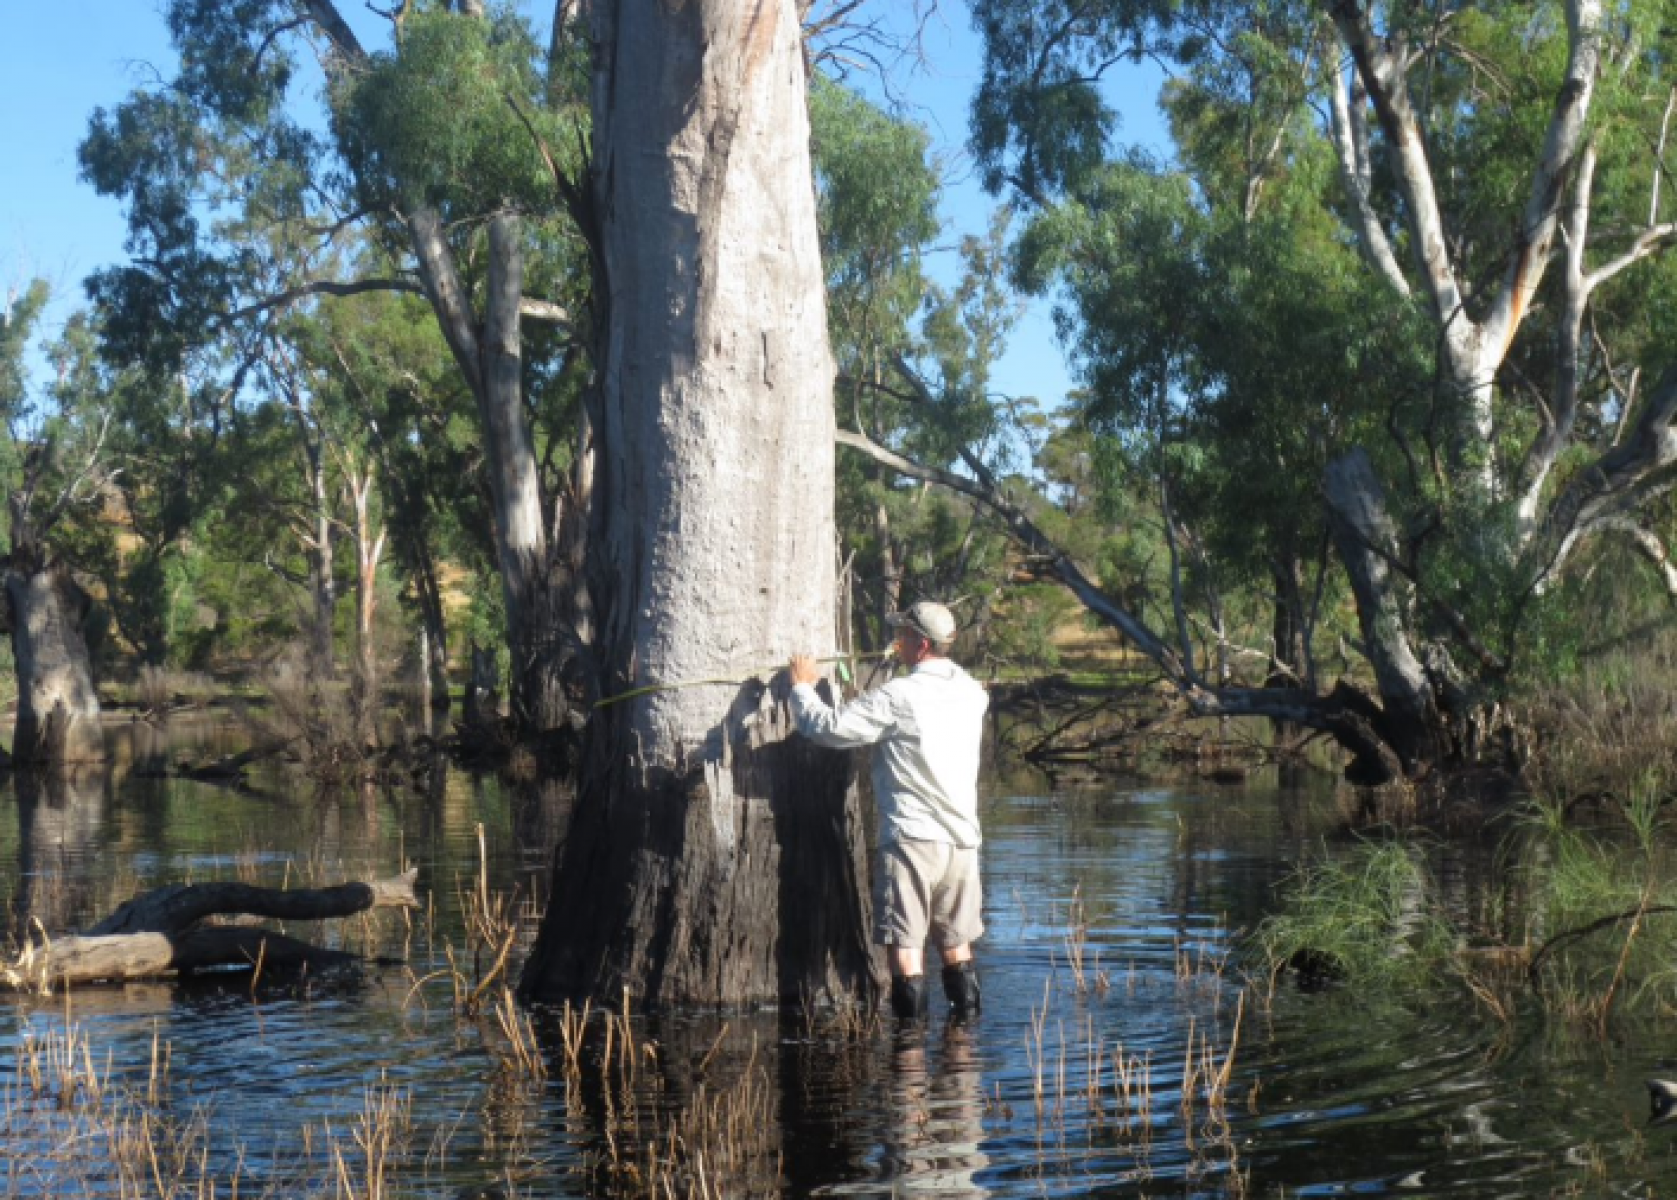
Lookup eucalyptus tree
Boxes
[301,288,491,721]
[55,329,232,673]
[948,0,1677,782]
[520,0,877,1006]
[81,0,592,735]
[0,286,111,763]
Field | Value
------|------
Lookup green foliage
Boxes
[0,281,50,428]
[336,7,561,216]
[73,0,597,692]
[989,582,1079,670]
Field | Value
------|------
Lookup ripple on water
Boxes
[0,760,1672,1196]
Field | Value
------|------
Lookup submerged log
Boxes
[4,869,418,989]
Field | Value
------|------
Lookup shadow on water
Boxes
[0,721,1676,1195]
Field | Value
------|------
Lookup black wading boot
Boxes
[890,974,929,1022]
[942,962,982,1020]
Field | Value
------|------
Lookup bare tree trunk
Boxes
[874,500,901,649]
[409,539,451,717]
[416,624,434,731]
[480,215,570,733]
[1323,450,1445,775]
[344,459,386,743]
[3,543,105,765]
[522,0,876,1007]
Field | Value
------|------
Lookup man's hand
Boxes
[789,654,821,687]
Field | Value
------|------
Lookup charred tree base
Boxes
[521,718,879,1009]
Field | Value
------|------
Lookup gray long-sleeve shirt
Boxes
[790,658,989,847]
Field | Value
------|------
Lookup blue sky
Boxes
[2,1,1172,415]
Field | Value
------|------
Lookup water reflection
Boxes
[9,767,107,943]
[0,727,1675,1196]
[879,1025,990,1197]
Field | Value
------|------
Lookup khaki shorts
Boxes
[875,838,984,950]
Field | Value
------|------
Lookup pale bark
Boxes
[4,555,104,765]
[1322,449,1442,770]
[587,0,837,767]
[1516,139,1677,544]
[874,500,901,646]
[1328,0,1604,477]
[416,624,433,728]
[309,450,337,680]
[344,456,386,740]
[524,0,876,1006]
[1326,55,1409,296]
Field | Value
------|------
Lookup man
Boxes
[788,601,989,1022]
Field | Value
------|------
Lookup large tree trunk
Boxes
[521,0,877,1008]
[4,549,105,765]
[1323,450,1446,775]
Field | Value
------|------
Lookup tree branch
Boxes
[1326,46,1410,296]
[221,277,424,324]
[519,297,572,325]
[298,0,367,63]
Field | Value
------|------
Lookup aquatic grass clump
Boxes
[1515,773,1677,1028]
[1251,839,1458,991]
[1258,781,1677,1030]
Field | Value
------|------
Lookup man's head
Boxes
[888,601,957,664]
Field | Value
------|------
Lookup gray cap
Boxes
[887,601,957,645]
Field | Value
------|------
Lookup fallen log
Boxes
[171,739,296,785]
[5,869,418,989]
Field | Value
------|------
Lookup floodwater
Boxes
[1,719,1675,1196]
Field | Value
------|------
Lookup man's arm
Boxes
[787,656,898,748]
